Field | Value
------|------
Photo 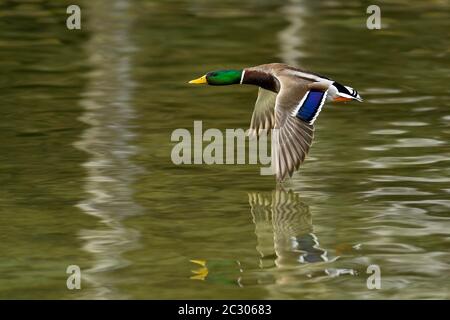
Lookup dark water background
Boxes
[0,0,449,299]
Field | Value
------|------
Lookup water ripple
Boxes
[390,121,428,127]
[370,129,406,135]
[362,187,433,198]
[363,138,445,151]
[360,155,449,169]
[369,175,450,183]
[362,87,402,95]
[369,96,434,104]
[412,107,436,112]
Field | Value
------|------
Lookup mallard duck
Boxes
[189,63,362,182]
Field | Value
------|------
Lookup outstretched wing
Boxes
[272,76,329,182]
[248,88,277,137]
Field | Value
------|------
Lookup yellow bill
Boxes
[188,75,207,84]
[190,259,207,267]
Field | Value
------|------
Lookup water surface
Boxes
[0,0,449,299]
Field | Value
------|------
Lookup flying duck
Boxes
[189,63,362,182]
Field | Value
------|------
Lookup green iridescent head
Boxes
[189,69,243,86]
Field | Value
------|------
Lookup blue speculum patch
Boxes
[296,90,326,123]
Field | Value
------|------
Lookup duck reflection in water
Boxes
[190,189,334,283]
[249,188,328,269]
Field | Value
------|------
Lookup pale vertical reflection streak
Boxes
[253,1,322,272]
[248,1,353,298]
[277,0,308,65]
[73,0,142,299]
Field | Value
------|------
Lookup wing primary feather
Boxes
[246,68,325,182]
[249,88,277,137]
